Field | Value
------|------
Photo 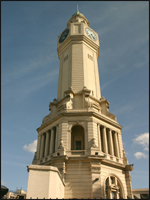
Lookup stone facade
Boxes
[27,10,134,199]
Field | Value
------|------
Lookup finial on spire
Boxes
[77,3,79,14]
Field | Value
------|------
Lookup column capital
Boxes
[108,128,112,132]
[51,128,54,132]
[113,130,118,134]
[46,129,50,133]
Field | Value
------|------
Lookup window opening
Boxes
[105,176,123,199]
[76,141,81,150]
[112,191,115,199]
[71,125,85,150]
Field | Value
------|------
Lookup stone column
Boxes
[102,126,108,154]
[114,177,119,199]
[108,177,112,199]
[44,131,50,157]
[50,128,54,154]
[97,124,101,151]
[117,133,121,158]
[48,130,51,155]
[36,135,41,159]
[55,125,59,151]
[107,129,114,156]
[84,123,88,151]
[114,131,119,157]
[68,126,71,151]
[40,134,44,159]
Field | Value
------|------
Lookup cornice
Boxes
[37,109,122,133]
[57,35,99,59]
[101,158,125,170]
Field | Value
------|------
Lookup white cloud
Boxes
[134,152,147,159]
[23,140,37,153]
[1,180,6,185]
[133,133,149,151]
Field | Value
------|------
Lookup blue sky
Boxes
[1,1,149,191]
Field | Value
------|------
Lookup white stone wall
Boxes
[83,44,101,99]
[71,43,84,93]
[26,165,64,199]
[64,161,92,199]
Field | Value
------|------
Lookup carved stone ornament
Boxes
[91,138,97,148]
[108,184,119,190]
[85,97,93,108]
[123,149,129,165]
[58,138,64,149]
[42,113,52,124]
[91,166,100,173]
[59,95,73,110]
[65,98,73,109]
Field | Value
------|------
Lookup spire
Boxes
[77,3,79,14]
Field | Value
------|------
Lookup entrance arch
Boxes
[71,125,85,150]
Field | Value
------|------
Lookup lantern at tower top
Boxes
[67,4,89,26]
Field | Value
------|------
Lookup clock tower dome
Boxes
[27,9,133,199]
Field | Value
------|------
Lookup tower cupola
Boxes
[67,5,89,26]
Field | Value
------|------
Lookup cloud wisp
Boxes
[23,140,37,153]
[2,68,59,103]
[134,152,148,159]
[133,132,149,151]
[133,133,149,159]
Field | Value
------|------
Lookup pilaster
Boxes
[90,160,101,199]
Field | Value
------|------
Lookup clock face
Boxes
[59,29,69,43]
[85,28,97,41]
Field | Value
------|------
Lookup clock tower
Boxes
[57,11,101,101]
[27,9,133,199]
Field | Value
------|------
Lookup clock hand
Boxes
[90,34,94,39]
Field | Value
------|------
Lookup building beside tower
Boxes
[26,10,134,199]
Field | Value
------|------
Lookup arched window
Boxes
[105,176,123,199]
[71,125,85,150]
